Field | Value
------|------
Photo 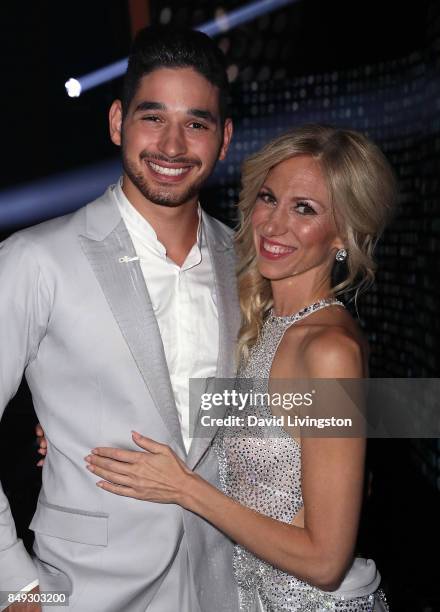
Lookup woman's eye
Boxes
[257,192,276,205]
[295,201,316,215]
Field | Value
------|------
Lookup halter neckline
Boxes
[268,297,345,324]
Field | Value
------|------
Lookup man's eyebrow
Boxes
[134,101,166,113]
[187,108,218,124]
[133,102,218,124]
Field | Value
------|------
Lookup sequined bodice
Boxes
[214,299,388,612]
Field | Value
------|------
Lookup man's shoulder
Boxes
[2,188,114,251]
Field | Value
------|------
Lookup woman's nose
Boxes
[262,207,287,237]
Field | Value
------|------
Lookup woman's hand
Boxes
[35,423,47,467]
[85,432,194,506]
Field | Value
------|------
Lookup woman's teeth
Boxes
[263,240,295,254]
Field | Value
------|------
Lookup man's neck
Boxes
[121,179,200,267]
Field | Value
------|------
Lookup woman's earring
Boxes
[335,248,347,262]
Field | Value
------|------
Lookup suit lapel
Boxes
[187,213,241,469]
[79,188,185,454]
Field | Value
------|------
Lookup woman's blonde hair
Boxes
[236,124,397,361]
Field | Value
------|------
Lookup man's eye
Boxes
[189,122,207,129]
[295,201,316,215]
[142,115,160,122]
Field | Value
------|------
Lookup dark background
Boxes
[1,1,439,610]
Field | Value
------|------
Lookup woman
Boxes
[85,125,396,611]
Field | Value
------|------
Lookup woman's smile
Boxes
[259,236,297,260]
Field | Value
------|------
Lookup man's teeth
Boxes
[263,240,295,254]
[148,162,189,176]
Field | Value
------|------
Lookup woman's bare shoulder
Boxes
[302,325,365,378]
[280,309,367,379]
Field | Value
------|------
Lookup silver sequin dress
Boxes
[214,299,389,612]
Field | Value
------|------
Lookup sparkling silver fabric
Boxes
[214,299,389,611]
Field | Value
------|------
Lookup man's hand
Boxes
[35,423,47,467]
[5,586,41,611]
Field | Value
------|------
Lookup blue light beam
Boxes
[65,0,299,97]
[200,0,298,36]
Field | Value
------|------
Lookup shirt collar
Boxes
[113,177,203,267]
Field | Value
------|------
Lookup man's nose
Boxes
[158,123,187,159]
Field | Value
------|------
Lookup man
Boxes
[0,26,240,612]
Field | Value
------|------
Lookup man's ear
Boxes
[109,100,123,146]
[219,118,233,161]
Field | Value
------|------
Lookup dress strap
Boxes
[268,297,345,326]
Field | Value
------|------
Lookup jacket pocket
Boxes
[29,499,108,546]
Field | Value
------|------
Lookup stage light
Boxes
[64,58,129,98]
[64,0,299,97]
[218,37,231,54]
[65,78,81,98]
[202,0,297,37]
[227,64,239,82]
[160,7,172,24]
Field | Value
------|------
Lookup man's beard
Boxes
[122,149,213,208]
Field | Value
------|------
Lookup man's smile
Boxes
[144,158,194,182]
[148,162,188,176]
[143,156,199,183]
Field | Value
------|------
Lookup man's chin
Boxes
[123,162,203,208]
[137,180,204,207]
[143,189,195,208]
[148,198,190,208]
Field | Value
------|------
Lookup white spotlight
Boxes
[65,78,82,98]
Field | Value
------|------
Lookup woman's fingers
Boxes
[36,423,47,448]
[36,422,47,466]
[86,453,133,476]
[91,447,139,463]
[85,438,186,504]
[86,462,133,487]
[91,436,170,463]
[96,480,140,499]
[131,431,165,453]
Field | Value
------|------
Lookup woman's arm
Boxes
[87,330,365,591]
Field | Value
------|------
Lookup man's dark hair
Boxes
[122,26,230,125]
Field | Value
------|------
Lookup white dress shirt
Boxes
[113,180,219,452]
